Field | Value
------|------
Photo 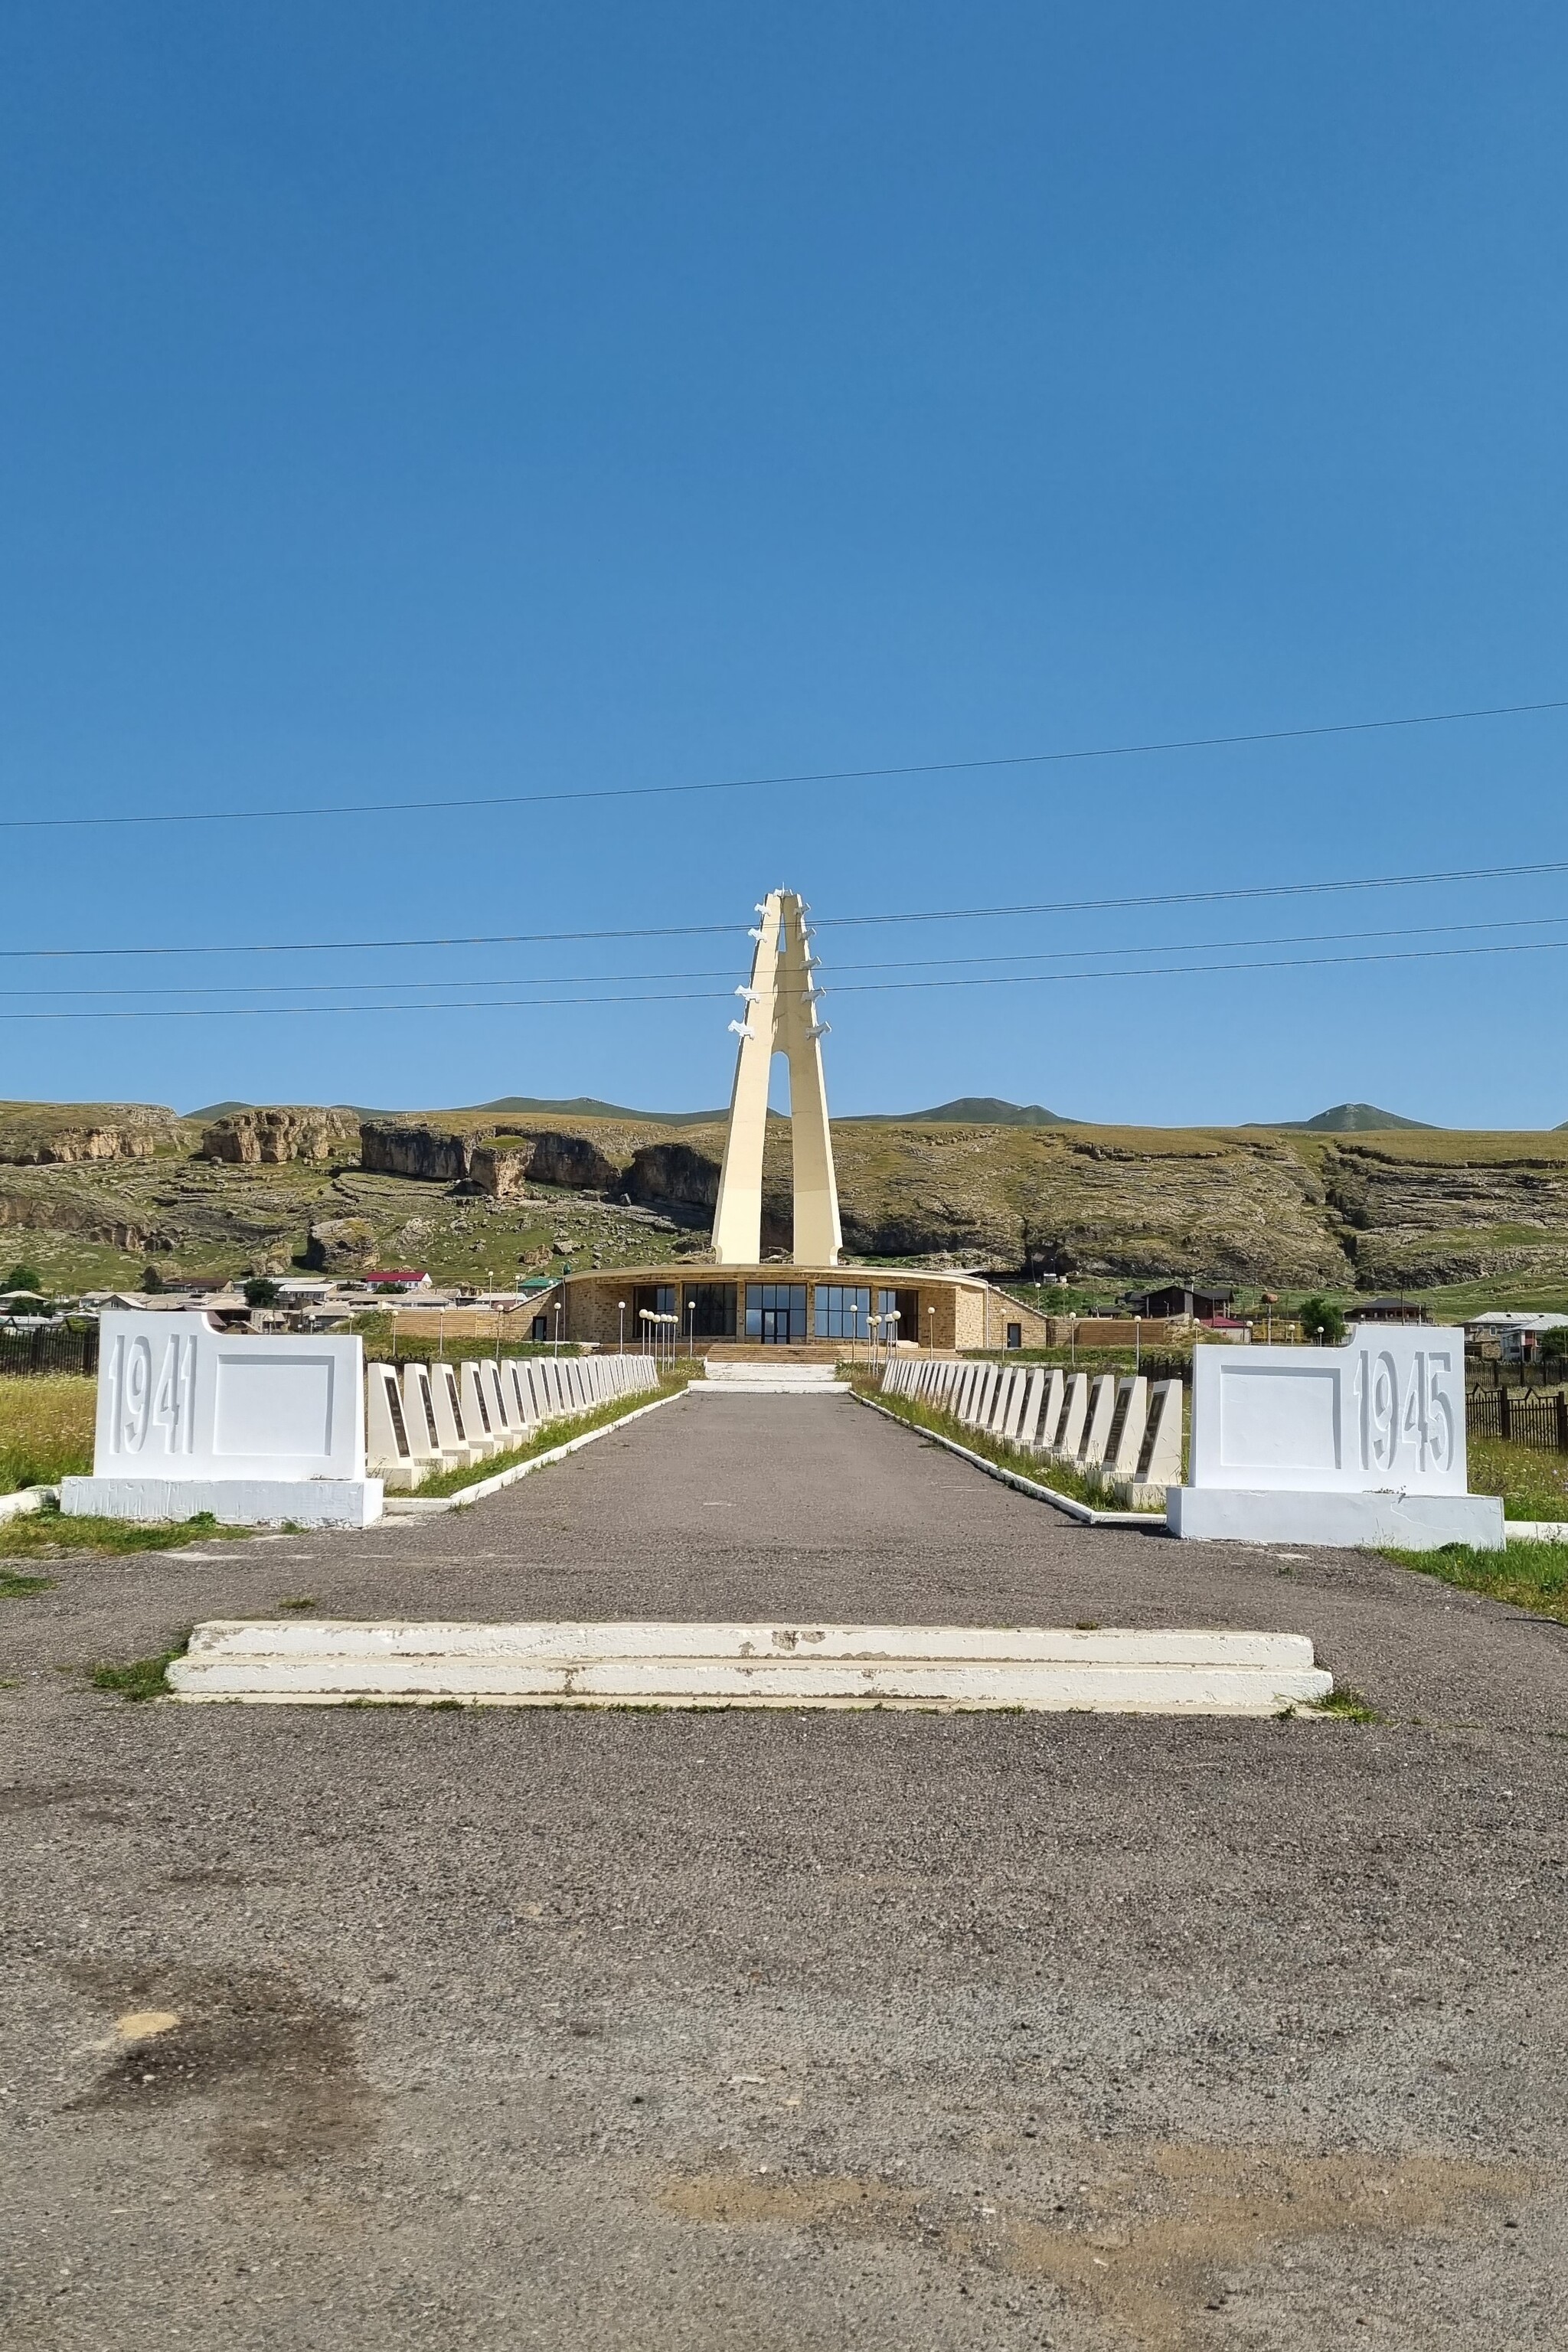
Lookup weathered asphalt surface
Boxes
[2,1387,1565,2350]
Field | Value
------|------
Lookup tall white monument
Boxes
[712,888,842,1267]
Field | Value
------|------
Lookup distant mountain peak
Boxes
[1250,1101,1437,1133]
[858,1096,1073,1127]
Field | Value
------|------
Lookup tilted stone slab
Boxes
[168,1620,1333,1713]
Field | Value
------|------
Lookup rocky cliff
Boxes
[0,1101,187,1166]
[199,1107,359,1165]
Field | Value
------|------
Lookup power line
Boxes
[1,694,1564,834]
[6,908,1568,1001]
[5,854,1568,962]
[5,927,1568,1020]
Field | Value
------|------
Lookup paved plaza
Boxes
[3,1391,1565,2348]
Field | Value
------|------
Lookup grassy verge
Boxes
[0,1505,253,1560]
[1381,1539,1568,1624]
[1465,1435,1568,1522]
[852,1377,1160,1512]
[411,1377,688,1498]
[0,1374,95,1494]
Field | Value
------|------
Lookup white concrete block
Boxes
[429,1361,485,1463]
[1014,1366,1046,1446]
[1106,1377,1149,1477]
[366,1361,425,1491]
[1188,1327,1468,1494]
[402,1364,461,1471]
[1114,1378,1183,1507]
[1167,1485,1504,1550]
[169,1619,1334,1713]
[64,1309,377,1524]
[1052,1371,1089,1459]
[60,1475,383,1528]
[86,1310,364,1484]
[1033,1368,1067,1452]
[459,1361,507,1457]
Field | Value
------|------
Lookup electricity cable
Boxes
[5,907,1568,1001]
[6,853,1568,962]
[5,927,1568,1020]
[0,694,1563,834]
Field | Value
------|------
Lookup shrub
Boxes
[1298,1295,1347,1344]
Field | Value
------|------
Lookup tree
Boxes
[1298,1295,1348,1345]
[243,1276,281,1309]
[2,1260,43,1295]
[1539,1325,1568,1361]
[141,1263,164,1294]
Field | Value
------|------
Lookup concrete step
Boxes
[702,1342,847,1364]
[700,1359,846,1393]
[169,1620,1333,1713]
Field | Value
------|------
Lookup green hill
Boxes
[864,1096,1073,1127]
[1250,1102,1437,1134]
[471,1094,726,1125]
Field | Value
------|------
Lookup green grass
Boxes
[1314,1685,1383,1723]
[411,1377,687,1497]
[89,1642,188,1701]
[0,1569,54,1596]
[854,1378,1162,1512]
[1382,1538,1568,1622]
[1465,1436,1568,1522]
[0,1374,95,1494]
[0,1506,253,1559]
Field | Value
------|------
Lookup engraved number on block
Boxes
[119,1334,153,1453]
[1354,1347,1455,1477]
[152,1335,195,1455]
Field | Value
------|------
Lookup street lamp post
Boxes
[618,1300,626,1354]
[687,1298,696,1359]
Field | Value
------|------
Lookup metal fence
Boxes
[1467,1385,1568,1454]
[1466,1357,1568,1391]
[0,1324,100,1378]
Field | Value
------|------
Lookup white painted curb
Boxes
[1501,1520,1568,1544]
[169,1618,1333,1713]
[854,1393,1165,1533]
[0,1483,57,1526]
[383,1387,687,1514]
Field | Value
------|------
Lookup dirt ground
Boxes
[2,1389,1563,2349]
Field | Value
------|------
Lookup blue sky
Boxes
[2,2,1566,1125]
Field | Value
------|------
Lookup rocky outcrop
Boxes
[0,1102,182,1166]
[626,1142,723,1214]
[471,1132,629,1197]
[303,1217,379,1272]
[199,1108,358,1165]
[359,1121,480,1184]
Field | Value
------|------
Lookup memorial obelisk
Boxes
[711,889,841,1267]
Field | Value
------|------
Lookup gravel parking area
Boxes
[2,1388,1564,2348]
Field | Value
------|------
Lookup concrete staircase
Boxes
[697,1358,848,1396]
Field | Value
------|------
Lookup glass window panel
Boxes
[814,1285,871,1338]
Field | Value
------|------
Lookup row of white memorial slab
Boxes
[880,1356,1181,1508]
[364,1350,658,1492]
[882,1326,1505,1549]
[59,1311,660,1527]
